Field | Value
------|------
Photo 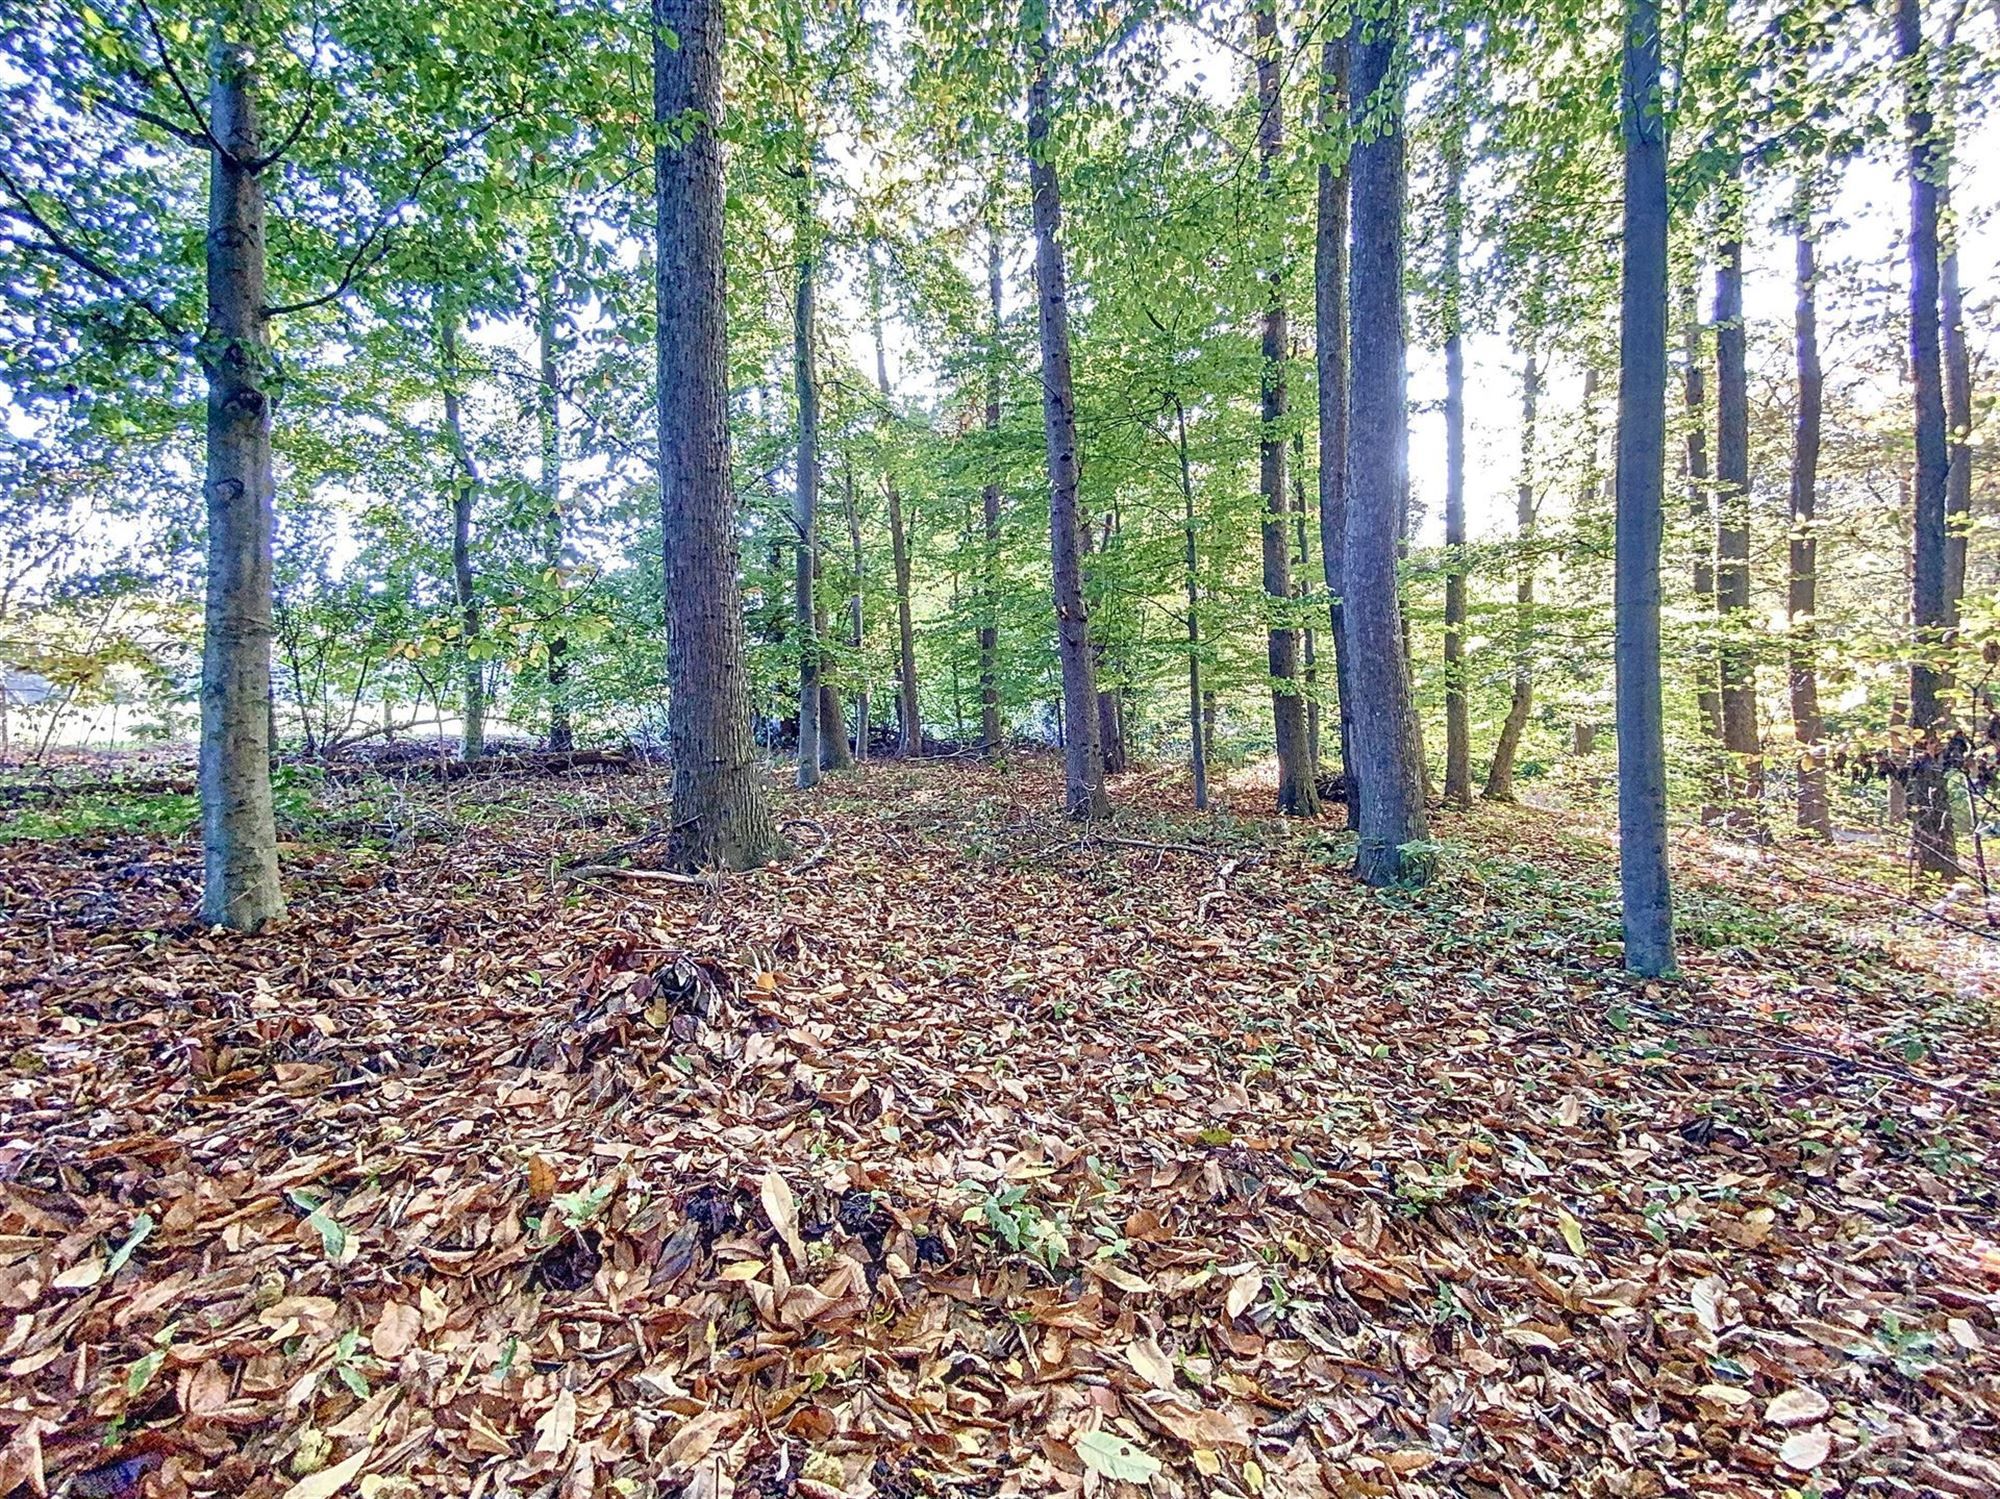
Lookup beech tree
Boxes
[1343,0,1427,885]
[1613,0,1677,977]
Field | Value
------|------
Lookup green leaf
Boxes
[106,1213,155,1275]
[1076,1430,1160,1484]
[126,1349,165,1395]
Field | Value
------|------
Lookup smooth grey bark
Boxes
[1713,185,1762,826]
[438,317,486,762]
[1484,347,1539,801]
[1255,0,1317,817]
[1171,395,1208,810]
[1942,181,1972,619]
[198,25,283,930]
[654,0,781,870]
[1440,58,1469,810]
[793,197,823,788]
[1899,0,1956,875]
[1026,1,1107,819]
[1789,186,1830,838]
[1679,280,1725,782]
[535,261,572,753]
[870,272,922,758]
[1291,434,1321,774]
[1613,0,1678,976]
[980,219,1005,754]
[1342,2,1427,885]
[1315,33,1357,827]
[842,462,867,760]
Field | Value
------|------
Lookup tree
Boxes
[979,215,1005,755]
[1483,346,1539,801]
[1788,178,1830,838]
[1343,0,1426,885]
[1315,30,1356,824]
[438,315,487,761]
[870,265,923,759]
[1898,0,1955,877]
[1439,38,1471,811]
[655,0,782,869]
[1025,0,1107,820]
[1613,0,1677,977]
[1713,162,1763,827]
[1255,0,1317,818]
[197,19,286,930]
[793,173,824,789]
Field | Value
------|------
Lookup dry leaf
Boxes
[281,1446,372,1499]
[1763,1388,1830,1427]
[761,1169,806,1269]
[369,1302,421,1359]
[1778,1426,1831,1471]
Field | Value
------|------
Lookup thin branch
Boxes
[87,91,212,149]
[263,117,503,318]
[0,167,182,336]
[246,85,319,173]
[133,0,222,154]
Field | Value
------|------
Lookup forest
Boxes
[2,0,1999,1493]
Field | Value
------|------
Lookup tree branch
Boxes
[0,167,182,336]
[132,0,223,157]
[263,117,503,318]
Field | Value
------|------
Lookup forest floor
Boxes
[3,755,1999,1499]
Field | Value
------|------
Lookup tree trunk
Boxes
[1026,0,1107,819]
[654,0,781,870]
[439,317,485,763]
[1342,1,1426,884]
[793,196,823,788]
[1899,0,1956,875]
[843,462,867,761]
[870,272,923,759]
[536,259,573,753]
[1789,184,1830,839]
[1256,0,1318,818]
[1714,182,1762,828]
[1613,0,1678,976]
[1484,347,1539,801]
[1440,43,1471,810]
[1680,281,1723,752]
[1315,32,1357,829]
[1172,395,1208,810]
[198,24,284,931]
[1942,179,1971,620]
[980,218,1005,754]
[1291,436,1321,774]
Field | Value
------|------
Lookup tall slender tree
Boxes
[1315,30,1357,825]
[656,0,782,869]
[534,256,573,753]
[1713,164,1763,827]
[1898,0,1956,875]
[1343,0,1427,885]
[1484,347,1539,801]
[793,178,824,788]
[1788,179,1830,838]
[1680,281,1724,761]
[1613,0,1677,976]
[200,18,284,930]
[1440,40,1471,809]
[870,267,923,758]
[1026,0,1107,819]
[1256,0,1317,817]
[438,315,486,761]
[979,215,1005,754]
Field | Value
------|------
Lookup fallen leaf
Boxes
[1779,1426,1831,1471]
[1763,1388,1830,1427]
[281,1446,372,1499]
